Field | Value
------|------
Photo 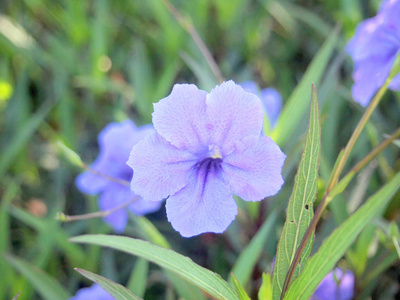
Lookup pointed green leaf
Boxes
[127,258,148,298]
[230,274,250,300]
[132,216,206,300]
[75,268,141,300]
[70,234,239,300]
[284,172,400,300]
[272,85,321,299]
[258,273,272,300]
[229,209,278,287]
[271,27,338,146]
[5,254,71,300]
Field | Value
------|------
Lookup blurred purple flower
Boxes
[70,284,114,300]
[76,120,162,233]
[311,268,355,300]
[240,81,282,128]
[347,0,400,106]
[127,81,286,237]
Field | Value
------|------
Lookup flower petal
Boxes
[222,135,285,201]
[75,161,111,195]
[127,132,198,201]
[166,160,237,237]
[206,81,263,154]
[260,88,282,127]
[311,268,354,300]
[98,187,131,233]
[152,84,209,151]
[75,121,154,195]
[240,81,260,95]
[352,56,394,106]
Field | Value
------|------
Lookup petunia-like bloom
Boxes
[240,81,282,128]
[75,120,162,233]
[347,0,400,106]
[127,81,286,237]
[70,284,114,300]
[310,268,355,300]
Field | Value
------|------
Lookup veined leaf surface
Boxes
[272,85,321,299]
[284,172,400,300]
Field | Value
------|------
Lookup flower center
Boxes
[208,145,222,159]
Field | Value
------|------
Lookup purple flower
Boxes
[76,120,162,233]
[347,0,400,106]
[311,268,355,300]
[127,81,285,237]
[240,81,282,128]
[70,284,114,300]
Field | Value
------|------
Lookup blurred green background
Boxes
[1,0,399,299]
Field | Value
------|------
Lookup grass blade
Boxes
[271,27,338,146]
[70,234,238,300]
[75,268,141,300]
[229,209,278,287]
[5,254,71,300]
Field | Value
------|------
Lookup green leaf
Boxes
[5,254,71,300]
[127,258,148,298]
[258,273,272,300]
[131,216,206,300]
[272,84,321,299]
[284,172,400,300]
[230,274,250,300]
[271,27,338,146]
[75,268,141,300]
[70,234,239,300]
[229,209,278,287]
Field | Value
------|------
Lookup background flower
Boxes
[128,81,285,237]
[70,284,114,300]
[240,81,283,128]
[311,268,355,300]
[75,120,161,233]
[347,0,400,106]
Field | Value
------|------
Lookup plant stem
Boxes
[83,163,130,187]
[281,66,399,298]
[56,197,139,222]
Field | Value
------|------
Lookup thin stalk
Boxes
[83,163,130,187]
[56,197,139,222]
[160,0,225,83]
[281,62,400,298]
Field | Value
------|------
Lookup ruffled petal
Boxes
[152,84,209,151]
[166,160,237,237]
[127,132,198,201]
[221,135,285,201]
[206,80,263,154]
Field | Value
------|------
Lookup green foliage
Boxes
[272,85,321,299]
[1,0,399,299]
[5,254,71,300]
[284,172,400,300]
[75,268,141,300]
[70,234,239,300]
